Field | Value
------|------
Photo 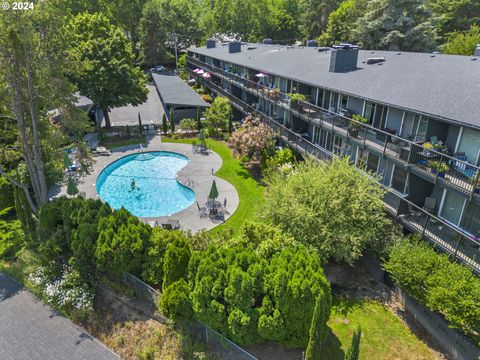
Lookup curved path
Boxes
[61,136,239,232]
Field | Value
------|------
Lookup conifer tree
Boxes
[162,113,168,134]
[305,291,328,360]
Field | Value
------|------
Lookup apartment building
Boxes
[186,40,480,273]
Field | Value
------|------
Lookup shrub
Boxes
[263,147,296,179]
[163,238,191,290]
[263,158,389,264]
[0,209,24,260]
[0,176,14,210]
[142,228,190,286]
[96,208,151,276]
[229,114,276,163]
[203,96,231,137]
[179,118,197,132]
[188,245,331,347]
[159,278,192,319]
[384,237,480,339]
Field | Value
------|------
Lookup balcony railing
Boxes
[187,57,480,198]
[187,67,480,275]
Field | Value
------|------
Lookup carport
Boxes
[152,73,210,122]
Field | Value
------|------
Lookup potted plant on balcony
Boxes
[287,93,307,112]
[428,160,449,177]
[422,142,434,156]
[348,114,368,138]
[268,87,280,101]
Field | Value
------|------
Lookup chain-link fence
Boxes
[122,273,258,360]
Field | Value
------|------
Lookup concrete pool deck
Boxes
[55,135,239,232]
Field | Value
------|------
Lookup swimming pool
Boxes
[96,151,195,217]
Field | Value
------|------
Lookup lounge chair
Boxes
[93,146,112,156]
[161,219,180,230]
[423,197,436,213]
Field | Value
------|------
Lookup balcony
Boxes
[186,66,480,275]
[187,57,480,198]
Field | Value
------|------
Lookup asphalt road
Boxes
[0,273,118,360]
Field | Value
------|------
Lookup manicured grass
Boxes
[325,297,434,360]
[162,136,265,234]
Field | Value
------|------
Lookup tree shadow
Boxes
[324,326,345,360]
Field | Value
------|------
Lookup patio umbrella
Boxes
[193,68,201,73]
[202,72,211,78]
[255,72,268,78]
[208,180,219,210]
[66,176,79,196]
[197,69,205,75]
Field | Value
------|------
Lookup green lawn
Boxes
[326,297,434,360]
[161,136,265,235]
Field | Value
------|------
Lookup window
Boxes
[440,190,466,226]
[366,152,380,174]
[333,136,343,156]
[331,92,340,111]
[460,201,480,237]
[317,89,324,107]
[457,128,480,165]
[323,91,331,109]
[372,105,387,129]
[363,102,376,124]
[340,95,348,110]
[391,165,407,193]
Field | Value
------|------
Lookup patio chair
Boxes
[422,197,436,213]
[197,201,207,218]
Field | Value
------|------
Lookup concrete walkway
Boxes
[0,273,118,360]
[56,135,239,232]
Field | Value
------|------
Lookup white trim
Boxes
[399,111,406,137]
[459,198,467,225]
[439,188,447,216]
[454,127,463,153]
[361,101,366,117]
[384,107,390,128]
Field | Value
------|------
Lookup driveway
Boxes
[0,273,118,360]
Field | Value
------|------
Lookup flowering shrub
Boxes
[29,264,94,318]
[229,114,276,162]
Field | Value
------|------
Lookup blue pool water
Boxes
[96,152,195,217]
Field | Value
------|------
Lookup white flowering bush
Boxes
[29,264,94,318]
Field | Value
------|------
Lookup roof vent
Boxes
[329,44,359,73]
[263,38,273,44]
[317,47,330,53]
[475,44,480,57]
[306,40,318,47]
[247,45,257,50]
[228,41,241,53]
[472,57,478,61]
[206,38,216,49]
[366,57,385,65]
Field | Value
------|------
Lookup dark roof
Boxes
[189,44,480,129]
[152,73,210,108]
[0,273,118,360]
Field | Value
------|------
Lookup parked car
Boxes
[150,65,165,73]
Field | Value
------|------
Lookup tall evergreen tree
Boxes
[300,0,340,39]
[169,108,175,133]
[305,291,329,360]
[162,113,168,134]
[354,0,436,51]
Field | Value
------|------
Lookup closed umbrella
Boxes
[255,72,268,78]
[208,180,219,210]
[66,176,79,196]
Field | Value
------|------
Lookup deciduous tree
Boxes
[65,13,148,128]
[263,158,389,264]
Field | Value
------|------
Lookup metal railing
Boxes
[187,57,480,197]
[188,68,480,275]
